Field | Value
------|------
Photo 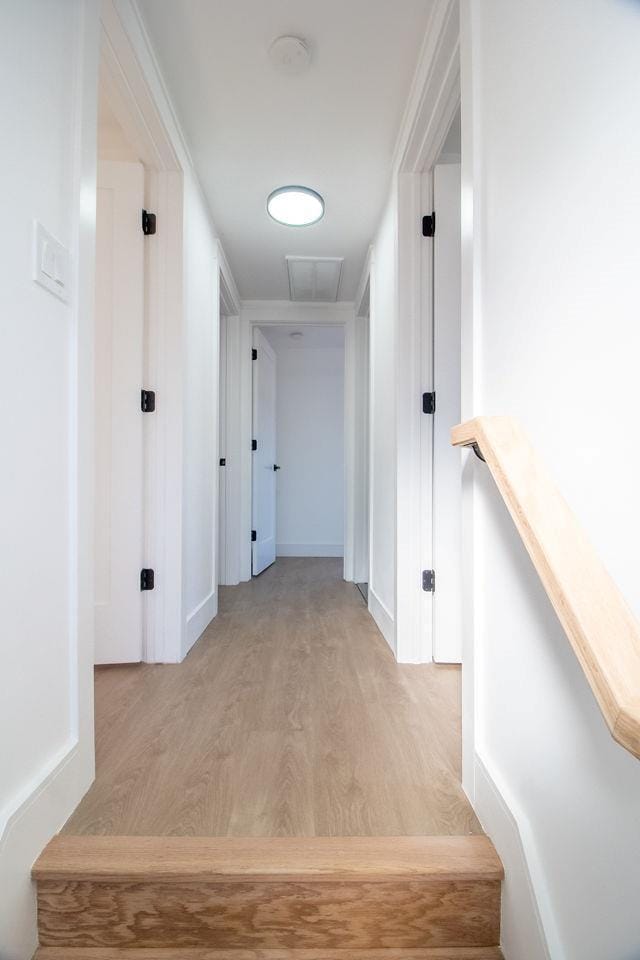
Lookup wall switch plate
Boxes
[33,220,70,302]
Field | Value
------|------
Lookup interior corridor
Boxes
[65,559,480,837]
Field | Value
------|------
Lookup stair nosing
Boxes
[33,834,504,884]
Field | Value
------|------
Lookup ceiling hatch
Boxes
[286,256,344,302]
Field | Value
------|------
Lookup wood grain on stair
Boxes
[37,876,500,949]
[34,836,501,951]
[33,835,503,883]
[34,947,504,959]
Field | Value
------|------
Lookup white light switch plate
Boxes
[33,220,70,302]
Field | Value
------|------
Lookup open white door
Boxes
[94,160,145,664]
[252,329,277,575]
[432,163,462,663]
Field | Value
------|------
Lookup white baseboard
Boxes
[473,753,554,960]
[0,740,93,959]
[183,588,217,659]
[368,586,396,655]
[276,543,344,557]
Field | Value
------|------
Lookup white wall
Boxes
[368,197,397,651]
[0,2,99,956]
[461,1,640,957]
[264,331,345,557]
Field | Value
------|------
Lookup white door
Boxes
[252,329,277,575]
[94,160,145,664]
[432,163,462,663]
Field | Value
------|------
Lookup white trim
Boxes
[219,240,241,317]
[239,300,355,586]
[343,312,357,582]
[277,543,344,558]
[239,317,254,581]
[368,586,396,655]
[355,245,373,318]
[345,250,372,584]
[390,0,460,664]
[242,299,353,324]
[392,0,461,176]
[142,167,184,663]
[395,170,431,664]
[101,2,187,664]
[185,588,218,655]
[0,741,91,960]
[344,309,370,584]
[473,754,554,960]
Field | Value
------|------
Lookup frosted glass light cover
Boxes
[267,186,324,226]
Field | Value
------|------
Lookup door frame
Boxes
[393,0,461,663]
[100,1,184,662]
[344,250,372,585]
[216,247,241,587]
[223,302,352,582]
[251,327,278,575]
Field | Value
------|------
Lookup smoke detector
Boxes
[269,36,311,75]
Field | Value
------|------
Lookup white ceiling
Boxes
[137,0,435,301]
[261,324,345,351]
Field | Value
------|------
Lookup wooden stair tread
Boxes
[34,949,504,959]
[32,835,503,884]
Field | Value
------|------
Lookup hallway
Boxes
[65,559,480,836]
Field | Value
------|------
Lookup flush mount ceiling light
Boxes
[289,330,304,339]
[267,186,324,227]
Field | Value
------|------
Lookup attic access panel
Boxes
[286,256,344,302]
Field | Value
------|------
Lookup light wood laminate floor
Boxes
[65,559,481,836]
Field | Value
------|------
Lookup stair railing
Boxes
[452,415,640,759]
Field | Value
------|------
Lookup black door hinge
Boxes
[251,530,257,542]
[252,439,257,451]
[219,457,226,466]
[141,389,156,413]
[422,212,436,237]
[140,568,155,591]
[142,209,157,235]
[422,569,435,592]
[252,348,258,360]
[422,391,436,414]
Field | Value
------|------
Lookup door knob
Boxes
[273,464,281,471]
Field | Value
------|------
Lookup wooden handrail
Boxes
[452,416,640,760]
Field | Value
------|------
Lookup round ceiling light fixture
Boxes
[269,35,311,75]
[267,186,324,227]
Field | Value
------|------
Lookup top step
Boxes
[33,834,503,884]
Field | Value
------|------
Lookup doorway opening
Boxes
[251,324,346,575]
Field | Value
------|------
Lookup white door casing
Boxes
[252,328,277,575]
[94,160,145,664]
[432,162,462,663]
